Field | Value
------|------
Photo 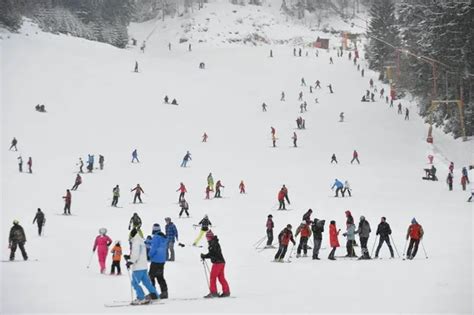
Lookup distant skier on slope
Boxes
[134,61,139,73]
[110,241,122,275]
[331,179,344,197]
[180,151,192,167]
[62,189,72,215]
[93,228,112,274]
[239,180,245,194]
[193,215,212,246]
[32,208,45,236]
[202,132,208,142]
[327,84,333,94]
[179,198,189,218]
[330,153,338,164]
[176,182,187,202]
[9,137,18,151]
[214,180,225,198]
[111,185,120,207]
[131,184,144,203]
[207,173,214,191]
[291,132,297,147]
[266,214,274,247]
[351,150,360,164]
[71,173,82,191]
[128,213,143,237]
[27,157,32,173]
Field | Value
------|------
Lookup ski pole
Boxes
[370,235,378,257]
[253,236,266,249]
[402,239,408,260]
[421,240,428,259]
[287,244,295,261]
[86,251,94,269]
[390,235,401,258]
[201,259,210,291]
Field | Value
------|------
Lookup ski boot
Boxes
[219,292,231,298]
[204,292,219,298]
[131,299,150,305]
[145,293,159,301]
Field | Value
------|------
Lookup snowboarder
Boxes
[374,217,394,258]
[274,224,295,261]
[131,149,139,163]
[262,102,267,112]
[98,155,104,170]
[355,216,371,260]
[239,180,245,194]
[111,185,120,207]
[342,222,356,257]
[17,156,23,172]
[93,228,112,274]
[32,208,45,236]
[27,157,32,173]
[9,137,18,151]
[343,180,352,197]
[327,84,333,94]
[301,77,306,86]
[176,182,187,202]
[63,189,71,215]
[331,179,344,197]
[71,173,82,191]
[311,218,324,260]
[295,222,311,257]
[280,91,285,101]
[9,220,28,261]
[339,112,344,122]
[328,221,340,260]
[291,132,297,148]
[351,150,360,164]
[164,95,169,104]
[207,173,214,191]
[266,214,274,247]
[180,151,192,167]
[134,61,139,73]
[214,180,225,198]
[165,218,178,262]
[149,223,168,299]
[131,184,144,203]
[302,209,313,224]
[202,132,208,142]
[406,218,424,260]
[110,241,122,275]
[193,215,212,246]
[125,228,159,304]
[179,198,189,218]
[330,153,338,164]
[447,173,453,191]
[201,230,231,298]
[128,213,143,236]
[405,108,409,120]
[78,157,84,173]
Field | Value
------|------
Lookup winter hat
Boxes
[165,217,171,222]
[13,220,19,225]
[286,224,292,229]
[308,209,313,213]
[152,223,161,234]
[411,218,417,224]
[267,214,273,218]
[345,210,352,216]
[330,220,335,225]
[381,217,386,221]
[205,230,215,241]
[99,228,107,235]
[360,215,365,221]
[129,228,138,239]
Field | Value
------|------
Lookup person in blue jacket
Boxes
[148,224,168,299]
[87,154,94,172]
[331,179,344,197]
[165,217,178,261]
[180,151,192,167]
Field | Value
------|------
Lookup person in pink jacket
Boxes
[93,228,112,274]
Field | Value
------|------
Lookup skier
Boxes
[361,69,364,77]
[295,221,311,258]
[300,103,304,113]
[298,48,302,57]
[461,166,470,183]
[27,157,32,173]
[272,133,277,148]
[467,187,473,202]
[461,175,467,191]
[301,77,306,86]
[71,173,82,191]
[343,180,352,197]
[374,217,394,258]
[330,153,338,164]
[200,230,231,298]
[205,185,211,200]
[327,84,333,94]
[179,198,189,218]
[165,217,178,262]
[99,155,104,170]
[274,224,295,262]
[370,92,375,102]
[32,208,45,236]
[128,213,143,234]
[125,228,159,304]
[428,154,434,164]
[280,91,285,101]
[303,101,307,111]
[63,189,71,215]
[406,218,424,260]
[351,150,360,164]
[298,91,303,101]
[449,162,454,174]
[331,179,344,197]
[315,80,321,89]
[328,220,340,260]
[78,157,84,173]
[86,154,94,172]
[262,102,267,112]
[293,47,296,56]
[342,221,356,257]
[329,57,333,64]
[207,173,214,191]
[202,132,208,142]
[188,43,192,51]
[164,95,169,104]
[239,180,245,194]
[214,180,225,198]
[110,241,122,275]
[405,108,409,120]
[9,220,28,261]
[339,112,344,122]
[355,216,371,260]
[380,88,385,98]
[292,132,297,148]
[369,78,374,88]
[193,215,212,246]
[17,156,23,172]
[277,185,290,210]
[311,218,324,260]
[309,85,313,93]
[149,223,168,299]
[397,103,402,114]
[176,182,187,202]
[93,228,112,274]
[447,173,453,191]
[180,151,192,167]
[131,184,144,203]
[345,210,354,227]
[9,137,18,151]
[266,214,274,247]
[111,185,120,207]
[134,61,139,73]
[302,209,313,224]
[131,149,139,163]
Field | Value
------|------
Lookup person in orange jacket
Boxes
[328,220,340,260]
[295,222,312,257]
[110,241,122,275]
[239,180,245,194]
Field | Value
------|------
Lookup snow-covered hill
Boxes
[1,2,472,314]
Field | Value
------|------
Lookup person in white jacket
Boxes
[125,228,159,305]
[343,180,352,197]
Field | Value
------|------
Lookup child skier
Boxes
[9,137,18,151]
[274,224,296,262]
[110,241,122,275]
[179,198,190,218]
[93,228,112,274]
[193,215,212,246]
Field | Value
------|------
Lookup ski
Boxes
[271,260,292,263]
[105,301,163,308]
[167,296,237,301]
[2,259,39,263]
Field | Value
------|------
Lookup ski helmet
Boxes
[99,228,107,235]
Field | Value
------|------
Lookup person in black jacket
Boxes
[266,214,274,247]
[32,208,45,236]
[311,219,325,260]
[374,217,394,258]
[200,231,230,298]
[302,209,313,224]
[9,220,28,261]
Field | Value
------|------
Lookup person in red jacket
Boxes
[71,174,82,191]
[295,222,312,257]
[266,214,274,247]
[274,224,295,262]
[63,189,72,215]
[239,180,245,194]
[176,182,187,202]
[328,220,340,260]
[350,150,360,164]
[277,188,287,210]
[406,218,424,260]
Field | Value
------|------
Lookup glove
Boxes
[343,233,347,237]
[124,255,130,260]
[200,253,205,259]
[126,261,133,269]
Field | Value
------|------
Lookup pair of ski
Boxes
[106,296,236,307]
